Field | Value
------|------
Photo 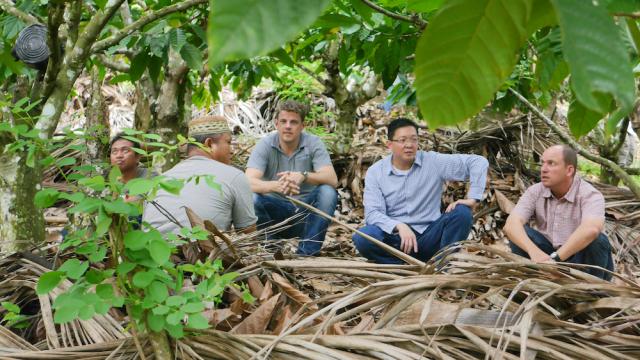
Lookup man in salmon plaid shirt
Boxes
[504,145,613,280]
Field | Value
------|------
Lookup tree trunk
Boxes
[153,48,189,169]
[134,75,156,133]
[0,153,45,253]
[85,66,110,166]
[0,79,45,253]
[136,48,189,171]
[321,38,377,155]
[334,101,358,155]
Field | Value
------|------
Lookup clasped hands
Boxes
[274,171,306,196]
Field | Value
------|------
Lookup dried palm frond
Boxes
[0,338,149,360]
[174,244,640,359]
[0,256,126,349]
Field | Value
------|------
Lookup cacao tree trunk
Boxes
[136,48,189,171]
[0,153,45,253]
[0,80,45,252]
[322,38,376,155]
[85,66,110,167]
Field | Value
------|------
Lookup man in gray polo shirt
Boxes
[246,99,338,256]
[143,116,257,236]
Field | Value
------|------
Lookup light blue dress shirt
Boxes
[364,150,489,234]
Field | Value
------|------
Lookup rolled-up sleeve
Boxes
[246,138,270,173]
[580,189,605,221]
[435,153,489,200]
[310,137,332,170]
[511,185,538,221]
[363,166,400,234]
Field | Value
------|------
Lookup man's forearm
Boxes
[248,177,277,194]
[556,225,601,261]
[504,216,538,254]
[305,170,338,188]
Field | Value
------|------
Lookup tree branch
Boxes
[96,54,130,72]
[625,167,640,175]
[360,0,427,29]
[0,0,42,25]
[611,117,630,156]
[510,88,640,199]
[41,2,65,100]
[36,0,127,139]
[91,0,207,54]
[120,1,134,26]
[295,63,327,89]
[613,12,640,19]
[67,0,83,46]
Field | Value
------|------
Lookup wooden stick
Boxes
[284,195,426,266]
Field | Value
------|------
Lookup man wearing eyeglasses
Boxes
[352,118,489,264]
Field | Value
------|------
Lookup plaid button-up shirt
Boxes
[512,176,605,248]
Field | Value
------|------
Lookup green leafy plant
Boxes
[24,130,253,340]
[0,301,29,329]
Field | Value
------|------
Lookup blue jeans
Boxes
[510,226,614,280]
[253,185,338,256]
[352,205,473,264]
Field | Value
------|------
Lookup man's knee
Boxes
[583,232,611,254]
[314,185,338,211]
[509,241,528,258]
[352,225,383,250]
[253,193,266,206]
[450,204,473,226]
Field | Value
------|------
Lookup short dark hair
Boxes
[277,99,309,122]
[560,144,577,171]
[387,118,419,140]
[186,133,225,152]
[110,132,141,150]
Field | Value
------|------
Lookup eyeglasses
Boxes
[390,137,420,145]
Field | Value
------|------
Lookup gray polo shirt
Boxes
[143,156,257,235]
[247,132,332,197]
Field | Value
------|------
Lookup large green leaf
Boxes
[36,271,65,295]
[568,99,605,138]
[180,43,203,70]
[34,188,60,208]
[58,259,89,280]
[129,51,149,82]
[148,239,171,265]
[208,0,331,67]
[407,0,445,13]
[415,0,536,128]
[551,0,635,117]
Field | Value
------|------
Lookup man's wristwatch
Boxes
[549,251,560,262]
[302,171,309,182]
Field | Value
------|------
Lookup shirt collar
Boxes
[270,132,306,152]
[384,151,423,175]
[542,175,581,202]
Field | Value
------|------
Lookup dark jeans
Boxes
[510,226,614,281]
[253,185,338,256]
[352,205,473,264]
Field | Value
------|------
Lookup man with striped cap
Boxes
[143,116,257,236]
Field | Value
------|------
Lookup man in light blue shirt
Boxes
[353,118,489,264]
